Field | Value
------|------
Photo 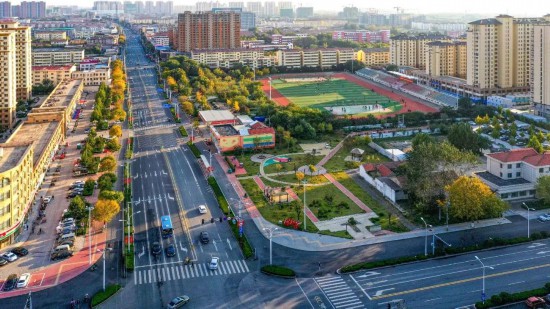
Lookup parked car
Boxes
[151,242,161,256]
[17,273,30,288]
[3,274,18,291]
[198,205,207,214]
[525,296,546,308]
[538,214,550,222]
[50,251,73,261]
[165,244,176,257]
[11,247,28,257]
[209,257,219,270]
[167,295,190,309]
[199,232,209,244]
[2,252,18,262]
[0,258,8,267]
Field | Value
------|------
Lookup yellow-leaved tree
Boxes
[92,199,120,223]
[445,176,508,221]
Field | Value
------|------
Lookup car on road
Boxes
[0,258,8,267]
[165,244,176,257]
[167,295,190,309]
[151,242,162,256]
[198,205,207,214]
[538,214,550,222]
[3,274,18,291]
[2,252,18,262]
[199,231,209,244]
[50,251,73,261]
[11,247,28,257]
[17,273,30,288]
[209,257,219,270]
[525,296,546,308]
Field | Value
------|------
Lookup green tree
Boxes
[446,176,508,221]
[67,196,87,220]
[98,190,124,203]
[411,133,435,149]
[109,125,122,138]
[535,175,550,204]
[98,172,117,191]
[447,122,490,154]
[99,156,117,172]
[528,135,544,153]
[106,137,121,152]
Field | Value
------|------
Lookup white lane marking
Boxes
[355,271,381,279]
[508,281,525,285]
[374,288,394,297]
[350,274,372,300]
[294,278,315,309]
[313,279,337,309]
[425,297,442,302]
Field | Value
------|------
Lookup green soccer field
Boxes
[271,78,402,115]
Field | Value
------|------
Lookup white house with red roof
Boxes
[476,148,550,200]
[359,162,407,203]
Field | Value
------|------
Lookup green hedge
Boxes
[225,156,235,170]
[229,221,254,259]
[125,245,134,271]
[187,141,201,158]
[207,176,229,214]
[341,231,550,273]
[91,284,121,307]
[261,265,296,277]
[475,282,550,309]
[179,126,188,137]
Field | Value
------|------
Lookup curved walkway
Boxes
[258,152,325,186]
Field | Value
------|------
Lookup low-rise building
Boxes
[277,48,356,69]
[33,30,67,41]
[32,65,76,86]
[198,110,237,126]
[190,49,275,69]
[32,48,85,66]
[475,148,550,201]
[71,67,111,86]
[0,79,82,248]
[210,120,275,152]
[332,30,390,43]
[86,34,118,46]
[359,162,408,203]
[356,48,390,66]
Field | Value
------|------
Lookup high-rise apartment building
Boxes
[263,1,277,17]
[228,2,244,9]
[390,33,450,70]
[533,19,550,117]
[296,7,313,19]
[425,41,467,78]
[245,2,262,17]
[0,31,16,128]
[17,1,46,19]
[213,7,255,31]
[196,1,221,12]
[176,11,241,53]
[0,1,11,18]
[278,1,292,10]
[0,21,32,103]
[466,15,547,90]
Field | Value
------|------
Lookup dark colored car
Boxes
[51,251,73,261]
[0,258,8,267]
[199,231,209,244]
[151,242,161,256]
[165,244,176,257]
[11,247,28,257]
[3,274,18,291]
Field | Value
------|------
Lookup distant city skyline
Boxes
[43,0,548,17]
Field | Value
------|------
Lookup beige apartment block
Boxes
[32,48,85,66]
[425,41,467,78]
[357,48,390,66]
[390,34,450,69]
[533,23,550,117]
[277,49,358,69]
[71,68,111,86]
[0,21,32,101]
[34,30,67,41]
[190,49,274,69]
[0,32,16,129]
[176,11,241,52]
[32,65,76,86]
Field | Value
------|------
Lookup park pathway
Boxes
[324,173,373,213]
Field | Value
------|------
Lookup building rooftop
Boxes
[33,65,75,71]
[476,171,532,187]
[521,153,550,167]
[33,48,84,53]
[469,18,502,25]
[486,148,539,163]
[362,48,390,53]
[213,124,239,136]
[39,79,82,108]
[6,121,60,169]
[0,145,32,173]
[199,110,236,123]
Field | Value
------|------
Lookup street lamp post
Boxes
[523,203,534,238]
[263,227,278,265]
[420,217,428,256]
[87,206,94,265]
[120,209,141,254]
[475,256,494,304]
[302,180,307,231]
[98,248,112,291]
[268,77,272,100]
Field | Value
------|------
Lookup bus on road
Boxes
[161,215,173,238]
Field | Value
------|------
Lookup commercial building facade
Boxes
[176,11,241,53]
[32,65,77,86]
[71,68,112,86]
[34,31,68,41]
[32,48,85,66]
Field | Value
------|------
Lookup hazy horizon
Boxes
[36,0,550,17]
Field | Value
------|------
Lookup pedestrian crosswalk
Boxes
[315,276,364,309]
[134,123,177,132]
[134,260,250,285]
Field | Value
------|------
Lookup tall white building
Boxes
[0,31,16,129]
[246,2,262,16]
[228,2,244,9]
[278,1,292,9]
[533,21,550,117]
[263,1,277,17]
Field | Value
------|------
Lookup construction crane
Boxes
[393,6,404,14]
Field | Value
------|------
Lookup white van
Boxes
[58,233,75,242]
[54,244,72,252]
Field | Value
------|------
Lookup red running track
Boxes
[261,72,439,116]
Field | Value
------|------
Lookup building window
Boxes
[516,172,520,177]
[501,193,509,198]
[520,191,527,196]
[500,163,503,168]
[516,163,521,168]
[511,192,518,197]
[508,164,512,169]
[540,168,544,173]
[507,173,512,178]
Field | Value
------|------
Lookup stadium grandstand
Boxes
[356,68,458,108]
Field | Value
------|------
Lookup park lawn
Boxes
[323,143,389,172]
[263,153,324,175]
[265,173,330,186]
[332,172,409,233]
[239,178,356,239]
[294,182,366,220]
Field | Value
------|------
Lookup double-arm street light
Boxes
[263,227,278,265]
[523,202,535,238]
[119,208,141,255]
[420,217,431,256]
[302,180,308,231]
[475,256,494,304]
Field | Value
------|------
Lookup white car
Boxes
[2,252,18,262]
[198,205,207,214]
[17,273,30,288]
[43,196,52,203]
[209,257,219,270]
[538,214,550,222]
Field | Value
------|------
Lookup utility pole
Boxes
[302,180,307,230]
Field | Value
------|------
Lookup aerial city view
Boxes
[1,0,550,308]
